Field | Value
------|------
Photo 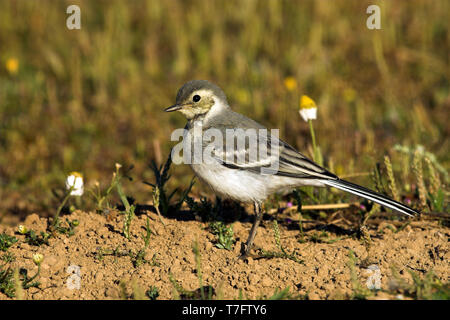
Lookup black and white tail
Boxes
[324,179,419,217]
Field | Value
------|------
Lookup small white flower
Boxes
[66,172,84,196]
[299,108,317,122]
[299,95,318,122]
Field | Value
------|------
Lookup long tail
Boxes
[323,179,419,217]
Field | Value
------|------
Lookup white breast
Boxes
[190,162,270,203]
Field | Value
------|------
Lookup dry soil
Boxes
[0,207,448,300]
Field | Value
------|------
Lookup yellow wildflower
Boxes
[5,58,19,75]
[32,253,44,265]
[299,95,317,121]
[283,77,297,91]
[18,225,28,235]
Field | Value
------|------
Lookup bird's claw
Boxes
[238,243,250,260]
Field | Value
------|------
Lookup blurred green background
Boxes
[0,0,448,217]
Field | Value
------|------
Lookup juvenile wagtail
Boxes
[165,80,418,258]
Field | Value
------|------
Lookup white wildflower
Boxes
[66,172,84,196]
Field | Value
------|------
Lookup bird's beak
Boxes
[164,104,182,112]
[164,103,192,112]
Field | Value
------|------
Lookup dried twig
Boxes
[268,202,360,215]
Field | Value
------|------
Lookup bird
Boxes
[165,80,419,258]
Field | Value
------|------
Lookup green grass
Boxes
[91,216,159,269]
[259,220,303,264]
[347,249,374,300]
[208,221,235,250]
[0,266,41,298]
[23,229,50,247]
[144,155,195,220]
[0,233,17,252]
[132,217,156,268]
[145,286,160,300]
[404,271,450,300]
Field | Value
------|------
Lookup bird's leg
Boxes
[215,196,223,218]
[240,201,263,259]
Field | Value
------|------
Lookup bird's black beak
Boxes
[164,102,193,112]
[164,104,182,112]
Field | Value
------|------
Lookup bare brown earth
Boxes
[0,208,448,300]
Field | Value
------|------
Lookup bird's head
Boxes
[165,80,228,120]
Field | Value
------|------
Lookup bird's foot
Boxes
[238,243,251,260]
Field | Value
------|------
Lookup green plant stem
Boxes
[116,180,130,212]
[53,186,74,227]
[22,264,41,289]
[308,119,317,161]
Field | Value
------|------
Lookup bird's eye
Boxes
[193,95,201,102]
